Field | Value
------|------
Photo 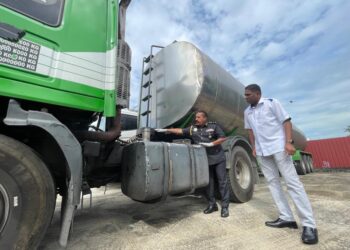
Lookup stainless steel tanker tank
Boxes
[292,126,307,151]
[138,41,307,150]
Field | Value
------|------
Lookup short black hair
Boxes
[245,84,261,94]
[195,110,208,118]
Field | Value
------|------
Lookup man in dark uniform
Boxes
[156,110,230,217]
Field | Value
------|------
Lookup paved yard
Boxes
[40,172,350,250]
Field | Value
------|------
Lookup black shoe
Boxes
[221,207,229,218]
[265,218,298,229]
[302,227,318,244]
[203,204,218,214]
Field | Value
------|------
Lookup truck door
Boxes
[0,0,117,116]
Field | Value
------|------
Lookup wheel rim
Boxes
[234,156,251,189]
[0,184,10,234]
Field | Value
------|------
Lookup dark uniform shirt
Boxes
[182,122,226,165]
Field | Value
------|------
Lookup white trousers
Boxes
[257,151,316,228]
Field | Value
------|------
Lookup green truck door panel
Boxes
[0,0,118,115]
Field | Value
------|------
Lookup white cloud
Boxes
[260,42,285,60]
[289,22,324,48]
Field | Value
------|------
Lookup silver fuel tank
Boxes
[139,41,306,150]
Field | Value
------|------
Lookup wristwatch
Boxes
[287,139,294,144]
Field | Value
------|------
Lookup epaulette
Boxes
[208,121,216,124]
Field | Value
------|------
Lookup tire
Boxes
[0,134,55,250]
[227,146,254,203]
[303,155,310,174]
[308,156,314,172]
[295,159,306,175]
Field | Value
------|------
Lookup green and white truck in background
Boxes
[0,0,313,249]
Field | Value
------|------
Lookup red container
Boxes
[305,137,350,169]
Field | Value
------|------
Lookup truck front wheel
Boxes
[227,146,254,203]
[0,135,55,250]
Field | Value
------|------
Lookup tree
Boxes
[345,125,350,136]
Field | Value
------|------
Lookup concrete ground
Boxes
[40,172,350,250]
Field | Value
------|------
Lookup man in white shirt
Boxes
[244,84,318,245]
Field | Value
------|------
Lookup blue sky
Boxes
[125,0,350,140]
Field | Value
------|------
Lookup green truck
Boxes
[0,1,312,249]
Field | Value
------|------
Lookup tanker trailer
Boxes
[137,41,258,202]
[134,41,312,204]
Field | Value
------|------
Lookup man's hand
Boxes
[252,147,256,158]
[155,128,167,133]
[285,143,296,155]
[199,142,214,147]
